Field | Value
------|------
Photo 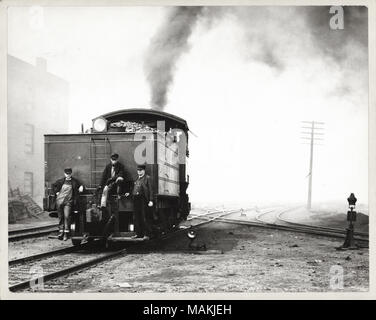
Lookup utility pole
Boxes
[301,121,324,210]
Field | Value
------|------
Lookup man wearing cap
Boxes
[128,164,153,240]
[53,168,85,241]
[98,153,125,208]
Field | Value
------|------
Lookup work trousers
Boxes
[102,213,115,239]
[133,196,151,237]
[57,204,72,233]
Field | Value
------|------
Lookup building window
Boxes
[24,172,33,196]
[25,123,34,154]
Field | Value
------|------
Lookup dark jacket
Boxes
[52,177,84,206]
[100,162,125,187]
[132,174,154,202]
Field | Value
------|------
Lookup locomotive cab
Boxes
[43,108,190,245]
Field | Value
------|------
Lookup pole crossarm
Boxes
[301,143,324,146]
[301,137,324,141]
[301,126,325,130]
[301,132,325,135]
[301,121,325,125]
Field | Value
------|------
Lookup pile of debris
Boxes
[8,187,43,223]
[110,120,157,133]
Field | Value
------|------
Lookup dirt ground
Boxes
[35,221,368,293]
[8,212,65,261]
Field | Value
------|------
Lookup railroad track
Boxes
[8,208,246,292]
[276,209,368,238]
[254,207,287,224]
[9,247,127,292]
[7,208,219,243]
[10,206,367,292]
[9,244,86,266]
[199,207,369,243]
[186,208,242,221]
[9,223,59,241]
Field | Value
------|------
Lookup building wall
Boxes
[8,55,69,206]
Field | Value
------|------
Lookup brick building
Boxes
[8,55,69,206]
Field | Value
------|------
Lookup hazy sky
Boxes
[7,6,369,206]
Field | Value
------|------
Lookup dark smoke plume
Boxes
[144,6,203,110]
[144,6,368,109]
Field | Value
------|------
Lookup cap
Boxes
[110,153,119,160]
[137,164,146,170]
[64,168,72,174]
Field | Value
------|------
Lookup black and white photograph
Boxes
[0,0,375,299]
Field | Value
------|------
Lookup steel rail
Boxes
[9,245,83,266]
[187,206,276,222]
[186,209,225,221]
[276,209,368,237]
[186,208,241,221]
[10,205,367,293]
[254,207,288,224]
[8,208,244,292]
[210,216,368,242]
[9,223,59,235]
[9,249,127,292]
[242,207,368,242]
[9,224,59,241]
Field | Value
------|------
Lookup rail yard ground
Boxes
[8,206,368,293]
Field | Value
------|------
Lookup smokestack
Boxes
[144,7,203,110]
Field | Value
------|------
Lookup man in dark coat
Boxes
[98,153,125,208]
[129,164,153,240]
[52,168,85,240]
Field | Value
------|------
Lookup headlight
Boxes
[93,117,107,132]
[70,223,76,233]
[187,230,196,239]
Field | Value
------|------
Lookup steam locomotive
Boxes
[43,108,191,246]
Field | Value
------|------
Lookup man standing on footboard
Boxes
[129,164,154,240]
[53,168,85,241]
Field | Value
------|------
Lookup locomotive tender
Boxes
[43,108,191,245]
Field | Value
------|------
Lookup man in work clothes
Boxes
[98,153,125,208]
[130,164,154,240]
[53,168,85,241]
